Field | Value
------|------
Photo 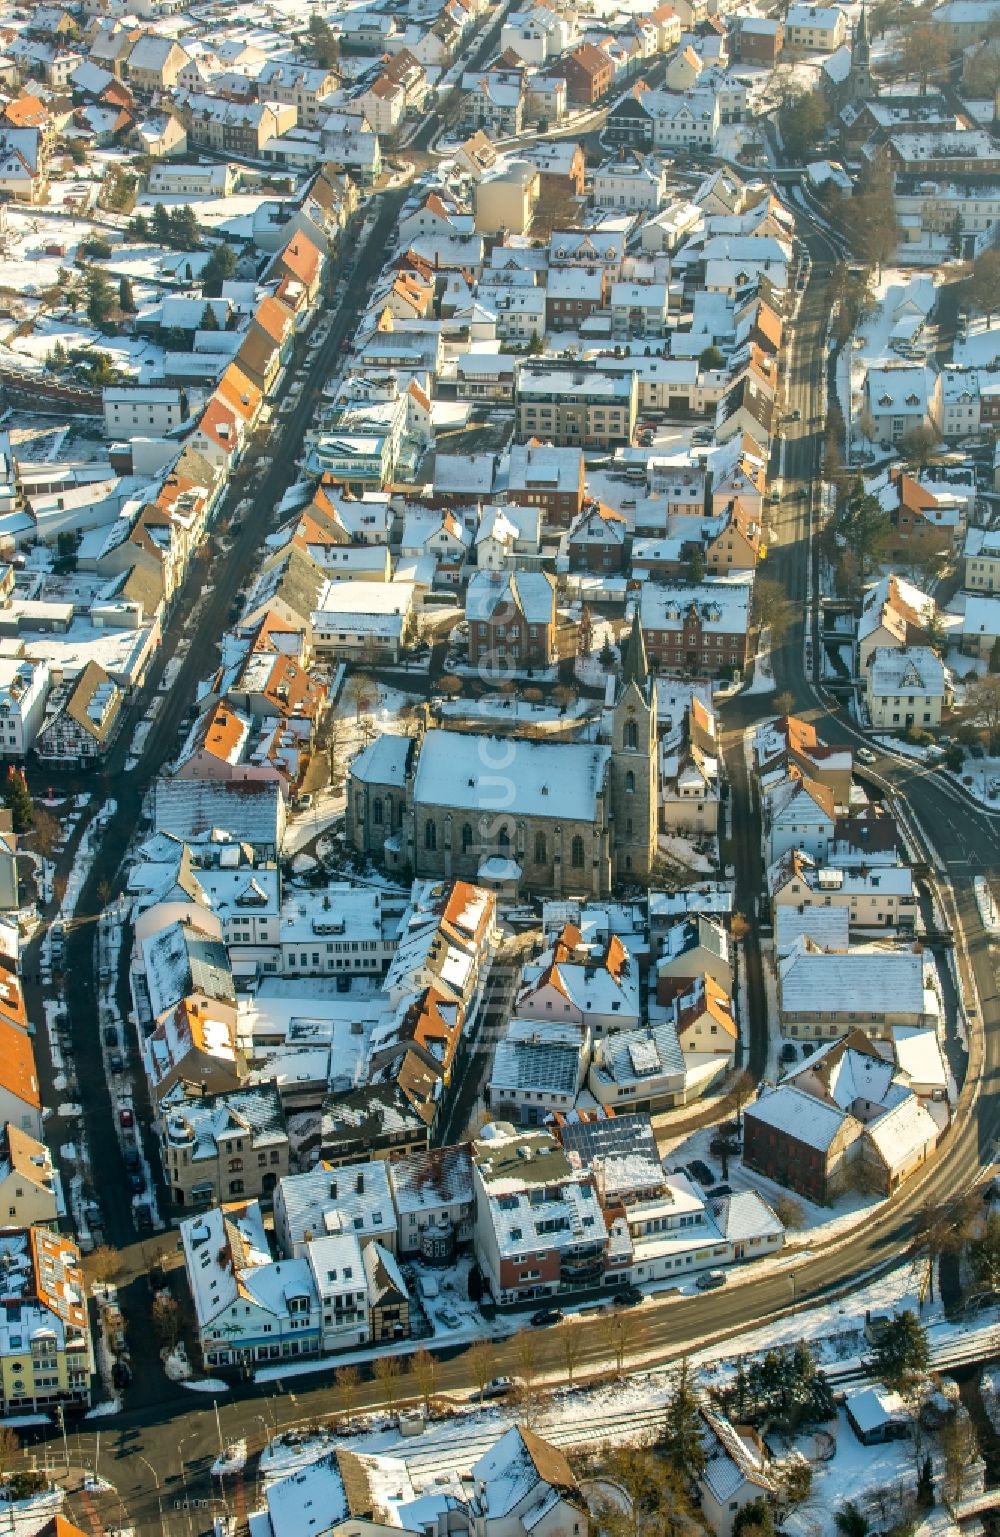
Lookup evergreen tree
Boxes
[85,268,115,329]
[168,204,202,250]
[151,202,171,245]
[841,477,892,594]
[3,768,33,832]
[118,275,135,313]
[660,1359,705,1477]
[200,303,220,331]
[871,1311,929,1392]
[201,242,237,294]
[733,1498,776,1537]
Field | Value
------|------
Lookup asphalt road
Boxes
[25,143,1000,1537]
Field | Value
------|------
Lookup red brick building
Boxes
[558,42,613,106]
[466,569,557,668]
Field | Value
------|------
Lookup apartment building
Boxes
[516,367,638,448]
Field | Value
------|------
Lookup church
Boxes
[346,617,657,896]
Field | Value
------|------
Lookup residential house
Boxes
[0,1124,59,1230]
[388,1143,474,1261]
[158,1081,288,1209]
[471,1124,607,1304]
[507,441,585,526]
[124,33,188,92]
[488,1020,589,1125]
[862,365,941,446]
[769,849,918,931]
[639,583,752,675]
[558,42,614,105]
[566,501,629,573]
[0,1230,93,1412]
[783,3,847,51]
[362,1242,411,1341]
[466,569,557,668]
[866,645,952,730]
[34,662,124,766]
[778,938,932,1040]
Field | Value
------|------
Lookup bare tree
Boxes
[467,1339,497,1399]
[152,1291,180,1348]
[752,578,794,638]
[939,1409,980,1506]
[438,674,464,700]
[513,1331,540,1425]
[774,1195,805,1230]
[32,807,61,860]
[602,1312,634,1377]
[336,1363,361,1424]
[0,1424,19,1484]
[86,1245,121,1290]
[345,672,376,722]
[723,1070,755,1131]
[373,1353,402,1417]
[411,1346,439,1414]
[561,1321,584,1387]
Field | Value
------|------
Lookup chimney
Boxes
[329,1179,338,1199]
[356,1172,365,1194]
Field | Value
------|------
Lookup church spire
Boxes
[854,0,873,98]
[621,610,648,688]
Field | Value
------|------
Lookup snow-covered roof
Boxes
[388,1144,474,1213]
[864,1093,939,1170]
[746,1083,849,1150]
[779,943,927,1017]
[868,645,948,698]
[276,1160,396,1253]
[413,729,611,821]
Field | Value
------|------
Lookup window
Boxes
[625,770,635,793]
[571,835,585,868]
[228,1157,243,1173]
[624,719,638,749]
[425,820,437,851]
[462,822,473,851]
[372,797,383,826]
[534,832,546,864]
[498,824,510,850]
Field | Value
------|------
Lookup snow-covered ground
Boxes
[251,1262,987,1537]
[944,758,1000,807]
[842,267,942,452]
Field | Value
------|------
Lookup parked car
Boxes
[109,1054,124,1074]
[111,1360,132,1389]
[119,1106,134,1129]
[695,1269,727,1290]
[613,1288,644,1308]
[530,1307,563,1327]
[103,1026,118,1049]
[124,1149,141,1173]
[128,1172,144,1194]
[856,746,878,765]
[477,1376,514,1400]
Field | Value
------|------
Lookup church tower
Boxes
[608,612,657,885]
[852,0,874,102]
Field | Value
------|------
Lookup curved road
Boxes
[32,173,1000,1537]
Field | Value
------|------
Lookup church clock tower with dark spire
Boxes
[608,611,657,885]
[853,0,874,102]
